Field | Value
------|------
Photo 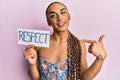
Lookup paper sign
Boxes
[18,29,50,48]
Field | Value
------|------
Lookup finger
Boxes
[82,39,96,43]
[23,51,32,58]
[88,44,93,53]
[24,49,35,56]
[99,35,105,43]
[24,48,33,54]
[24,50,36,59]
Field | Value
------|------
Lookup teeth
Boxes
[58,22,65,26]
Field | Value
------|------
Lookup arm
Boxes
[23,45,40,80]
[79,40,88,78]
[28,62,39,80]
[80,35,107,80]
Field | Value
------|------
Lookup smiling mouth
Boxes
[57,22,66,27]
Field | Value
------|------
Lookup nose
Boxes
[57,14,62,21]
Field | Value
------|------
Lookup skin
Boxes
[23,2,107,80]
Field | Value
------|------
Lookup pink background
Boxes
[0,0,120,80]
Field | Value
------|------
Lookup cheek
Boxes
[68,15,71,21]
[65,14,70,21]
[50,21,55,25]
[48,19,53,24]
[48,19,57,26]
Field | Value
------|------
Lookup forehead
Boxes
[47,3,67,13]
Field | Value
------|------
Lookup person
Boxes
[23,1,107,80]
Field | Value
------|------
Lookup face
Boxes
[46,3,71,32]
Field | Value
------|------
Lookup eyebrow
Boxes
[48,8,67,15]
[60,8,67,12]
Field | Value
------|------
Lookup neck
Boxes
[51,30,69,43]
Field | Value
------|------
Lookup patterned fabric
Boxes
[38,31,81,80]
[38,58,68,80]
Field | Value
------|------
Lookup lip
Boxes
[57,22,66,27]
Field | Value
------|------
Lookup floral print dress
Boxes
[38,58,68,80]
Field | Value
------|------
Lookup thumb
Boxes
[25,44,35,51]
[99,35,105,43]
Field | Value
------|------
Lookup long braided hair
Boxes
[67,31,81,80]
[46,2,81,80]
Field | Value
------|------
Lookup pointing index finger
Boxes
[82,39,96,43]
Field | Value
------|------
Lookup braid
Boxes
[67,31,81,80]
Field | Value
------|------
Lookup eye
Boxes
[49,14,56,18]
[61,11,66,15]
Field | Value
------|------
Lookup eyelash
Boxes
[61,11,66,14]
[50,15,56,18]
[49,11,66,18]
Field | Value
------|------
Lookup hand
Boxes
[82,35,107,60]
[23,45,38,65]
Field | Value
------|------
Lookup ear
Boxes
[68,13,71,20]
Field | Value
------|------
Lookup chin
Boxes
[58,26,69,31]
[57,28,68,32]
